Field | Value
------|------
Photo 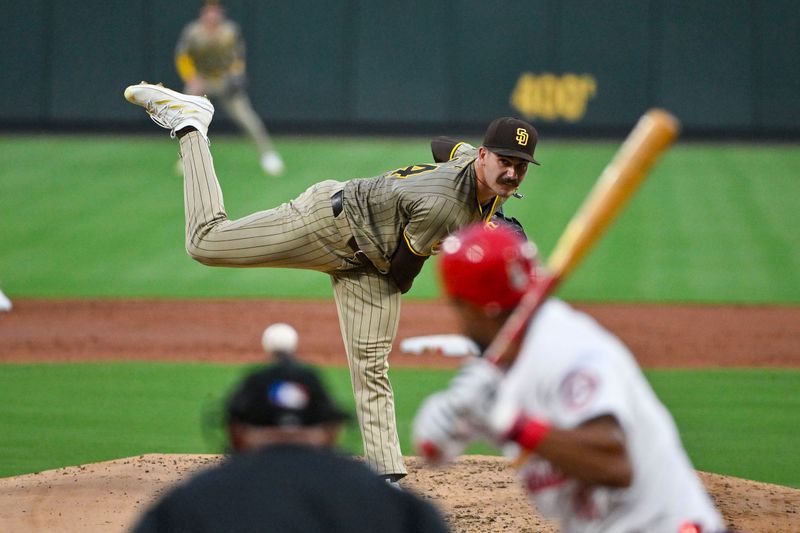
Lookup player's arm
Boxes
[504,414,632,487]
[494,355,633,487]
[222,23,247,95]
[390,195,457,293]
[230,23,246,76]
[430,137,475,163]
[389,232,429,294]
[175,30,197,83]
[175,53,197,83]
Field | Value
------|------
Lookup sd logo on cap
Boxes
[483,117,541,165]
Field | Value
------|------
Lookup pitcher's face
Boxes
[477,148,528,198]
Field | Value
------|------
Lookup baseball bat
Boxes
[486,109,680,368]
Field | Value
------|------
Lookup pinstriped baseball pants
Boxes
[180,132,406,476]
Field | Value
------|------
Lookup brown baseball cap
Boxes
[483,117,541,165]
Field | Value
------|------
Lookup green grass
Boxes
[1,135,799,303]
[647,369,800,485]
[0,362,451,478]
[1,134,798,491]
[1,363,798,488]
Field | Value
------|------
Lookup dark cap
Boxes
[225,362,349,428]
[483,117,541,165]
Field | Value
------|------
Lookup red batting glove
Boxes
[505,415,551,452]
[417,441,442,462]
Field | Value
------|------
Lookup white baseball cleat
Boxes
[260,151,285,176]
[124,82,214,139]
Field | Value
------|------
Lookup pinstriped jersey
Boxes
[342,144,505,273]
[176,20,243,78]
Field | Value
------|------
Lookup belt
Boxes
[331,189,344,217]
[331,190,359,253]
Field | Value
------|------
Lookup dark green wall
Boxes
[2,0,798,137]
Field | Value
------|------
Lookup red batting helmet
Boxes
[438,222,539,312]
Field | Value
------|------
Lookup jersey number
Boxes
[390,164,437,178]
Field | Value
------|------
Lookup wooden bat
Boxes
[486,109,681,368]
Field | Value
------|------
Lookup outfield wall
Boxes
[2,0,798,137]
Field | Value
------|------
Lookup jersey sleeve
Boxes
[497,303,634,434]
[430,138,476,163]
[452,142,476,159]
[547,352,632,430]
[403,195,471,256]
[230,22,246,73]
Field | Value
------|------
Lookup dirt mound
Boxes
[1,454,798,532]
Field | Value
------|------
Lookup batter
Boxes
[413,224,726,532]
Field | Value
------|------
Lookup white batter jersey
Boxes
[495,299,724,533]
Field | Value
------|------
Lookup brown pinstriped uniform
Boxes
[176,20,241,78]
[176,20,275,155]
[179,132,501,476]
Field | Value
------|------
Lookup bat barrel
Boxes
[547,109,680,279]
[485,108,680,368]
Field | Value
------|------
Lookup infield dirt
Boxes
[1,299,799,532]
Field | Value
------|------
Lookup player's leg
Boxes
[220,91,284,176]
[180,132,346,270]
[331,268,406,479]
[124,82,214,140]
[124,82,350,271]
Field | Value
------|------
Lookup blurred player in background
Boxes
[413,223,726,533]
[175,0,284,176]
[131,360,450,532]
[124,80,539,486]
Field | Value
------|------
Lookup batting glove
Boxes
[413,391,477,465]
[447,357,504,431]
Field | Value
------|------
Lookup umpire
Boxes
[131,361,449,533]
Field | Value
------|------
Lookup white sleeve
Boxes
[547,351,632,430]
[493,301,634,433]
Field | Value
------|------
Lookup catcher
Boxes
[412,223,726,533]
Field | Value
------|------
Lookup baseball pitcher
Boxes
[124,81,539,484]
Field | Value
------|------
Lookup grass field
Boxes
[1,135,798,302]
[1,135,798,487]
[1,363,798,487]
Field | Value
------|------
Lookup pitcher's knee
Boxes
[186,239,229,266]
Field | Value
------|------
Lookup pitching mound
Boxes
[1,454,798,532]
